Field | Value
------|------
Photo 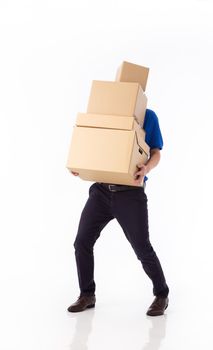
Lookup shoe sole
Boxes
[67,304,95,313]
[146,303,168,317]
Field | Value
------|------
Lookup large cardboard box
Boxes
[66,117,149,186]
[116,61,149,91]
[87,80,147,126]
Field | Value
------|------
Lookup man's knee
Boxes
[73,234,96,252]
[73,236,86,251]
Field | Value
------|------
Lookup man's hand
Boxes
[133,164,148,185]
[133,149,161,185]
[71,171,79,176]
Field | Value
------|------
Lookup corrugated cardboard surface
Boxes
[75,112,148,153]
[76,113,147,136]
[116,61,149,91]
[76,113,136,130]
[87,80,147,126]
[66,126,149,186]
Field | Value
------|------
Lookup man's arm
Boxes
[133,148,161,185]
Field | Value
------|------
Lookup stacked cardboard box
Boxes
[66,61,150,186]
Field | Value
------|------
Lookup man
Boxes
[67,109,169,316]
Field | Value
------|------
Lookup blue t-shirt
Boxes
[142,109,163,181]
[143,109,163,149]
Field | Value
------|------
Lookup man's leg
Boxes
[113,188,169,298]
[73,183,114,297]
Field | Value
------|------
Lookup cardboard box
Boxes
[87,80,147,126]
[116,61,149,91]
[66,122,149,186]
[76,113,146,137]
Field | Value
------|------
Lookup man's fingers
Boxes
[137,163,145,169]
[134,171,143,180]
[71,171,79,176]
[135,169,145,177]
[134,176,142,184]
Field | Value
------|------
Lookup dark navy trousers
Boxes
[73,183,169,298]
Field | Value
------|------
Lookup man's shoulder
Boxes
[143,108,163,150]
[144,108,158,122]
[144,109,159,130]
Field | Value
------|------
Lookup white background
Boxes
[0,0,213,349]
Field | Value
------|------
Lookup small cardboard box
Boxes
[116,61,149,91]
[87,80,147,126]
[66,117,149,186]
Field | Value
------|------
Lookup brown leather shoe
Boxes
[146,296,169,316]
[67,295,96,313]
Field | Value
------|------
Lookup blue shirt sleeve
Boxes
[143,109,163,150]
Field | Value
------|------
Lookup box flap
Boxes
[135,128,150,157]
[76,113,136,130]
